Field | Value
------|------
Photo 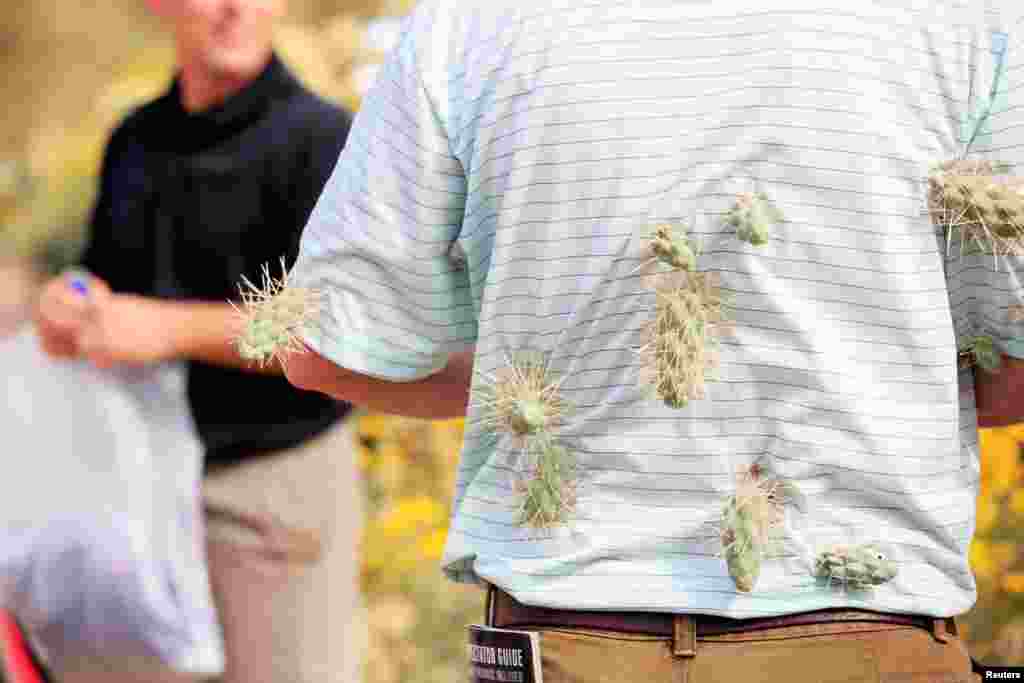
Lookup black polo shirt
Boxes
[80,54,354,471]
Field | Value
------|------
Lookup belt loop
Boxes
[931,617,951,644]
[673,615,697,658]
[485,584,496,627]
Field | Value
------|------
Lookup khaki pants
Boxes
[53,417,364,683]
[486,592,979,683]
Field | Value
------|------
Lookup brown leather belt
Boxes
[489,586,943,638]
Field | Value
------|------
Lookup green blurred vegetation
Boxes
[3,2,1022,678]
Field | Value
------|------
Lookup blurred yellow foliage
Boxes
[355,412,482,683]
[379,496,447,536]
[992,542,1019,572]
[980,428,1022,497]
[1005,575,1024,594]
[977,497,1000,535]
[965,426,1024,665]
[972,540,997,582]
[418,527,449,562]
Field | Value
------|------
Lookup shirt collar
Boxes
[162,52,301,149]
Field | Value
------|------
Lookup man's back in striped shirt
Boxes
[293,0,1024,618]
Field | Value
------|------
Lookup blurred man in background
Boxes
[34,1,361,682]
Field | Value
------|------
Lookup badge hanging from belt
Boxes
[468,625,544,683]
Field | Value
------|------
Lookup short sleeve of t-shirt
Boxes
[290,4,476,381]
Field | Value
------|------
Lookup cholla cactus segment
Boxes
[474,351,578,531]
[474,351,570,438]
[514,438,578,531]
[719,464,787,593]
[813,543,898,591]
[927,159,1024,260]
[958,335,1002,373]
[638,271,728,408]
[232,258,322,368]
[720,503,763,592]
[725,191,784,246]
[649,222,696,271]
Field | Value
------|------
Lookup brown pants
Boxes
[485,590,979,683]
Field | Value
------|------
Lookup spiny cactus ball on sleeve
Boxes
[928,159,1024,258]
[232,258,322,368]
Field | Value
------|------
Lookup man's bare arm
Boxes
[283,348,475,420]
[161,300,284,374]
[36,273,283,373]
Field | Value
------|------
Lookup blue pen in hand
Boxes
[65,269,91,299]
[70,277,89,297]
[63,270,96,357]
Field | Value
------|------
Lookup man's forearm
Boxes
[974,354,1024,428]
[284,348,474,420]
[161,300,283,374]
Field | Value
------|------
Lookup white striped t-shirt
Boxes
[293,0,1024,618]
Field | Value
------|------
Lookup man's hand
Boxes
[35,272,284,373]
[35,272,94,359]
[76,284,178,369]
[36,272,177,369]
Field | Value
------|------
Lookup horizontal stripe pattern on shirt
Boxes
[294,0,1024,617]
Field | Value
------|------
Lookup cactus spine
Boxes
[475,351,569,438]
[928,158,1024,261]
[639,270,727,408]
[233,258,321,368]
[474,351,577,530]
[515,438,577,530]
[649,222,696,271]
